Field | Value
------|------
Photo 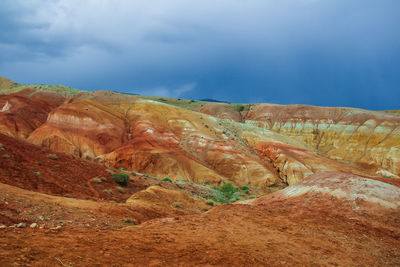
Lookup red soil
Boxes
[0,133,114,201]
[0,133,215,203]
[1,188,399,266]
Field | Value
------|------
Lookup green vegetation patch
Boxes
[241,185,249,194]
[162,177,173,183]
[211,182,241,204]
[205,199,215,206]
[112,173,130,186]
[234,104,245,112]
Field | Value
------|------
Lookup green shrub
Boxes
[190,99,195,103]
[172,202,181,208]
[123,217,133,223]
[220,183,238,197]
[158,98,167,102]
[241,185,249,194]
[162,177,172,183]
[93,178,102,184]
[112,173,129,186]
[234,105,245,112]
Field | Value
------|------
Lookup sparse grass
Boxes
[123,217,133,223]
[103,189,114,195]
[116,186,125,193]
[92,178,102,184]
[1,83,82,97]
[112,173,129,186]
[205,199,215,206]
[172,202,181,208]
[34,171,40,177]
[211,182,241,204]
[100,176,108,182]
[55,257,72,267]
[2,154,10,159]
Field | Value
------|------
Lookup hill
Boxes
[0,78,399,266]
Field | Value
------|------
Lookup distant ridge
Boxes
[200,98,230,103]
[380,110,400,114]
[0,77,19,90]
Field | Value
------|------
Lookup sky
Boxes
[0,0,399,110]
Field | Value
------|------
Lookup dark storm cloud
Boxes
[0,0,399,109]
[0,0,67,61]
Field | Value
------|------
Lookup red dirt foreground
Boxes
[1,170,399,266]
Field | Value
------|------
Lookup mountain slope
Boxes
[0,78,398,195]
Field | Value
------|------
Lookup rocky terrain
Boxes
[0,77,399,266]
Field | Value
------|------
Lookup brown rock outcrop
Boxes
[100,100,281,191]
[0,92,61,138]
[28,100,128,159]
[246,104,400,177]
[256,142,385,185]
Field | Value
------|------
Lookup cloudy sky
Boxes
[0,0,399,110]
